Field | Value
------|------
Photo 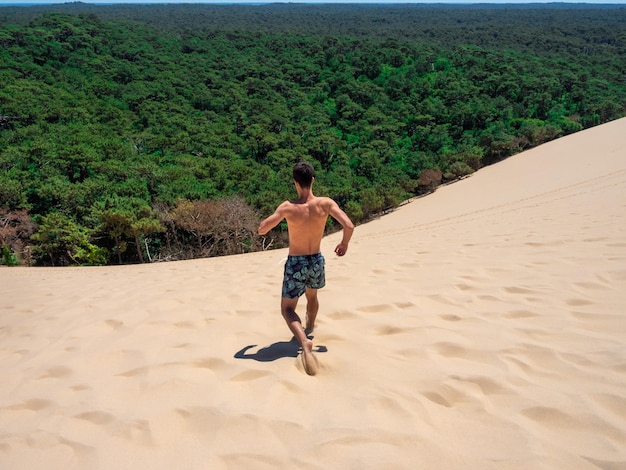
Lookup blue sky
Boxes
[1,0,625,4]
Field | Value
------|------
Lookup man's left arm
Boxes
[328,199,354,256]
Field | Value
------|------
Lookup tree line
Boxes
[1,5,625,266]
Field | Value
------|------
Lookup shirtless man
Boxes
[258,162,354,375]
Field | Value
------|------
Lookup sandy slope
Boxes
[1,118,625,469]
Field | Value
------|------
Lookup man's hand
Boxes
[334,242,349,257]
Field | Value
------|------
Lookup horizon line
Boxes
[1,0,626,4]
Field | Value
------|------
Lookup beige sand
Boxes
[1,118,625,469]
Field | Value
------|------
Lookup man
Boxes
[258,162,354,375]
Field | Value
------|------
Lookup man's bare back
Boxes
[258,192,353,257]
[277,196,336,256]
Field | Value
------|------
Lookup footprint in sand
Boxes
[440,314,462,322]
[503,310,539,319]
[229,369,273,382]
[504,286,536,295]
[521,406,581,429]
[234,310,258,318]
[71,384,91,392]
[367,395,410,419]
[37,366,72,380]
[432,342,467,358]
[394,301,415,309]
[422,391,453,408]
[327,310,357,320]
[358,304,395,314]
[116,366,149,378]
[449,375,508,395]
[6,398,51,411]
[592,393,626,420]
[573,281,611,291]
[420,385,469,408]
[193,357,227,372]
[374,324,405,335]
[75,410,115,425]
[105,319,123,330]
[428,294,460,305]
[565,298,594,306]
[118,419,153,445]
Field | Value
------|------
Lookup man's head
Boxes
[293,161,315,189]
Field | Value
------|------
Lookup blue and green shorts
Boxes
[282,253,326,299]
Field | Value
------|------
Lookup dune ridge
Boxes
[1,118,625,469]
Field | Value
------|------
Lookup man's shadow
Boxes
[234,336,327,362]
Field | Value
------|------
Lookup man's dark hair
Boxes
[293,161,315,188]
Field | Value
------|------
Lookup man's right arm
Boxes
[258,202,287,235]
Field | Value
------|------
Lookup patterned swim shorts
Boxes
[282,253,326,299]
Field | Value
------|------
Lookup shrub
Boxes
[1,245,18,266]
[417,168,442,194]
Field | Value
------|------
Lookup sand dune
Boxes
[1,118,625,469]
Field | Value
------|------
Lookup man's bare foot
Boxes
[301,339,318,376]
[305,314,315,334]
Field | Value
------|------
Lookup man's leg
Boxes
[281,297,307,345]
[304,288,319,333]
[281,296,317,376]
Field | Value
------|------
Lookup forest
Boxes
[1,3,625,266]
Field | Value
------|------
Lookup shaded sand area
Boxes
[1,118,626,469]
